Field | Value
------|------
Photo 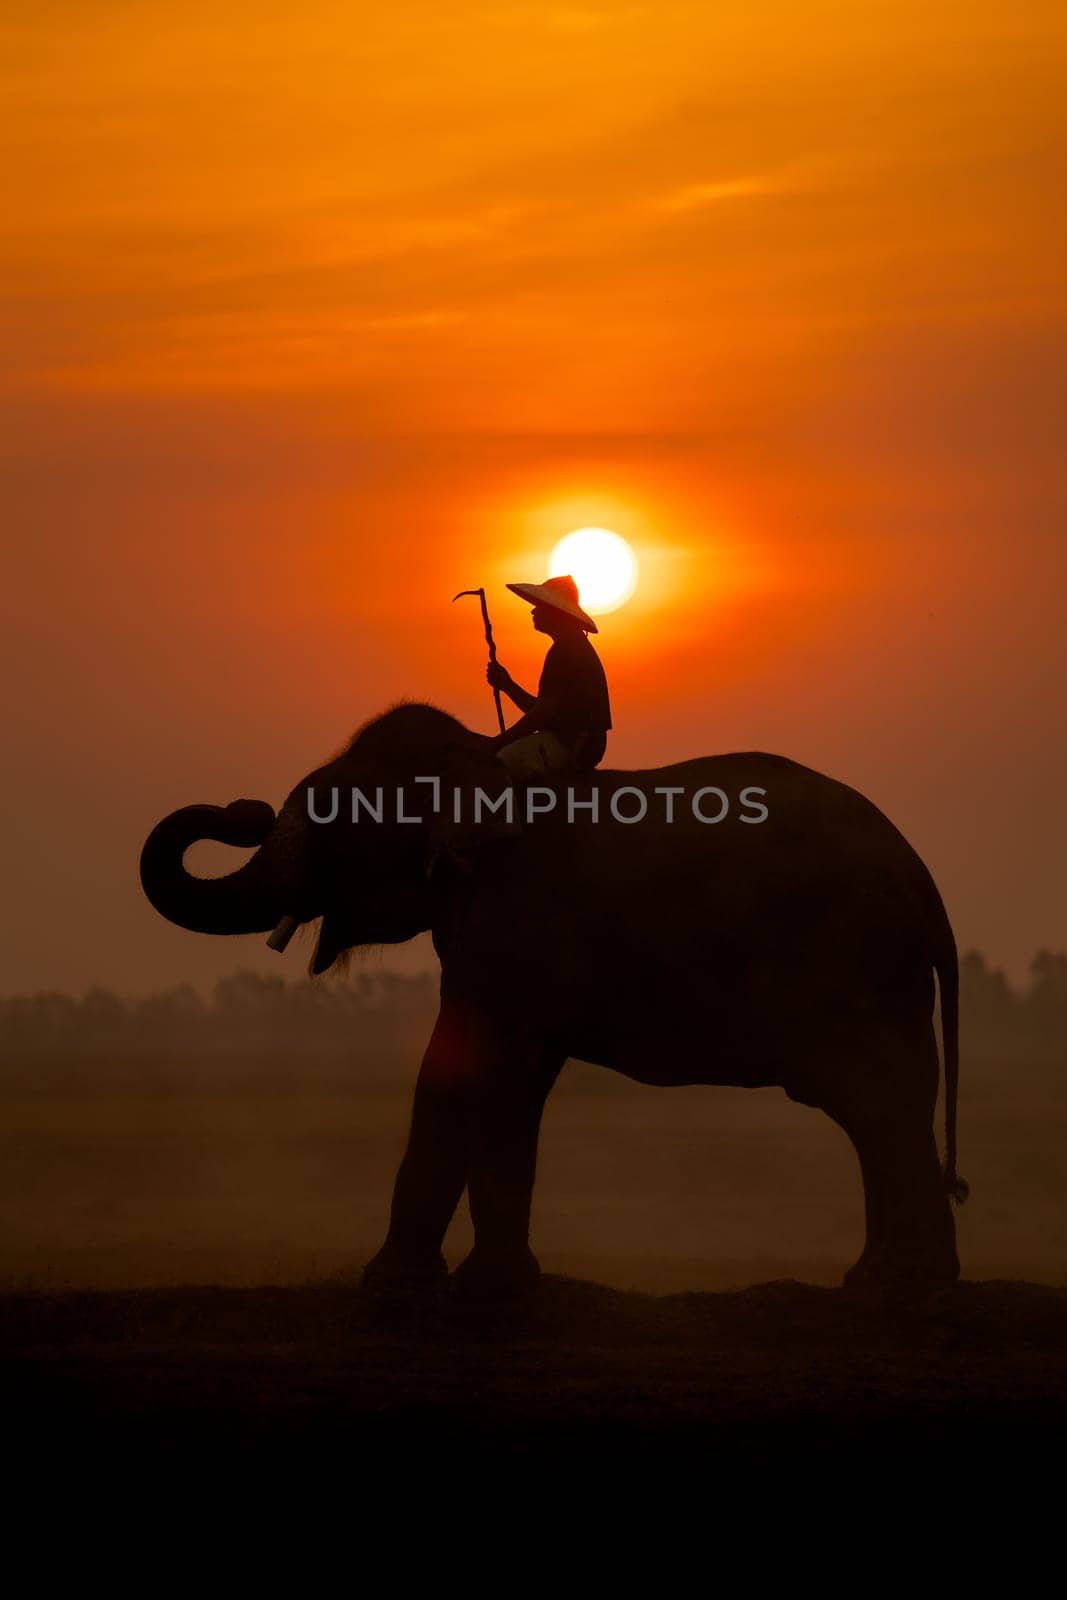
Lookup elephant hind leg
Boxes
[826,1026,959,1289]
[821,1094,890,1286]
[871,1114,960,1285]
[832,1102,959,1288]
[838,1124,888,1288]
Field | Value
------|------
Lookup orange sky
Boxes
[2,1,1065,992]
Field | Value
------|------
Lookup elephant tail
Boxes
[934,911,969,1205]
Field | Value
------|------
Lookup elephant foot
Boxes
[842,1250,882,1290]
[843,1246,960,1299]
[361,1243,448,1304]
[452,1245,541,1306]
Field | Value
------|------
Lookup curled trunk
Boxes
[139,798,305,936]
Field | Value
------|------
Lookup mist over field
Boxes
[3,955,1064,1295]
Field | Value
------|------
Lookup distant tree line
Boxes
[0,954,1064,1061]
[0,969,439,1058]
[958,951,1067,1061]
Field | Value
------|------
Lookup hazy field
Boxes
[2,1044,1063,1294]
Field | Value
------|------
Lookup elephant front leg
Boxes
[453,1056,562,1302]
[362,1013,470,1291]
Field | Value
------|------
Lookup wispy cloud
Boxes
[653,175,790,214]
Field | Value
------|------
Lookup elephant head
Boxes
[139,703,505,975]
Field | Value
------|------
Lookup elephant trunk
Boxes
[139,797,307,937]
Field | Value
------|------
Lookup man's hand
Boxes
[488,661,537,714]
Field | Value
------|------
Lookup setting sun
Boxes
[548,528,638,614]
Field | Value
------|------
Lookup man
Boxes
[486,573,612,778]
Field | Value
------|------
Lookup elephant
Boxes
[140,702,967,1298]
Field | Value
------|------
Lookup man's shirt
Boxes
[535,631,612,768]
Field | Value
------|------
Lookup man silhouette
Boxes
[486,574,612,778]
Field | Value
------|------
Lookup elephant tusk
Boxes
[266,914,300,952]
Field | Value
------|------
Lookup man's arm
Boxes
[487,661,536,713]
[490,692,563,751]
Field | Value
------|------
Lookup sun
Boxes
[547,527,638,613]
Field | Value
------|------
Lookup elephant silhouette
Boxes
[141,703,966,1299]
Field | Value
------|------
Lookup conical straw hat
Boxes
[505,573,598,633]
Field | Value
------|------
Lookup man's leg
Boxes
[496,730,574,779]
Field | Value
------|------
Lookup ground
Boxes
[4,1044,1065,1478]
[4,1275,1066,1467]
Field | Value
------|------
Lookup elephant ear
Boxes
[424,741,524,874]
